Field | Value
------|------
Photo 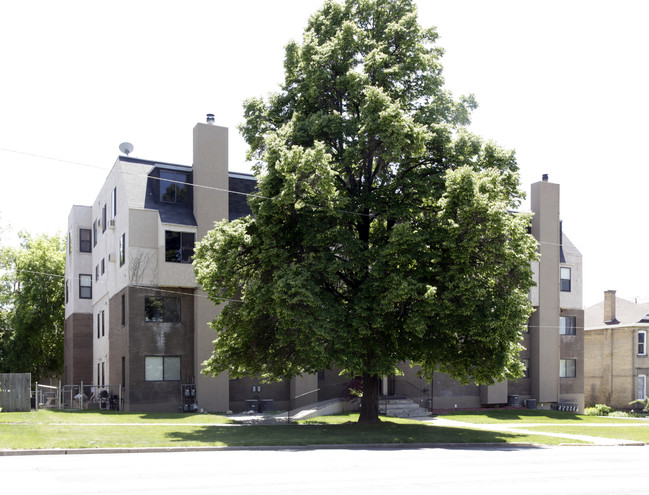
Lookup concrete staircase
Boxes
[379,397,429,418]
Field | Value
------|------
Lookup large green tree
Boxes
[0,232,66,380]
[194,0,537,423]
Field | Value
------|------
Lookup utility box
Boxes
[259,399,274,413]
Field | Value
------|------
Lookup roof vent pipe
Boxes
[206,113,215,124]
[542,174,549,182]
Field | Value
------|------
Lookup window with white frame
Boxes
[639,331,647,356]
[111,187,117,219]
[560,316,576,335]
[119,233,126,266]
[560,267,571,292]
[638,375,647,401]
[560,359,576,378]
[79,274,92,299]
[79,228,92,253]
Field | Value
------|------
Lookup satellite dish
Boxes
[119,142,134,156]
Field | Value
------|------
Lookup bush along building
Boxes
[64,119,584,413]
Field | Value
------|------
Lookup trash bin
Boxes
[259,399,274,413]
[508,395,519,407]
[525,398,537,409]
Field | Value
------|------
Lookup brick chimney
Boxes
[604,290,619,324]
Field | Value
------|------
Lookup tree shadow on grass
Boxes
[163,423,545,448]
[437,408,584,423]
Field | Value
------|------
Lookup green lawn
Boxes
[524,425,649,442]
[436,408,648,424]
[0,409,233,425]
[0,410,569,449]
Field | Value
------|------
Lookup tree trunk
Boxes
[358,373,381,424]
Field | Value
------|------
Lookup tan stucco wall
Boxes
[192,122,230,412]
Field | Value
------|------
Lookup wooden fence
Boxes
[0,373,32,412]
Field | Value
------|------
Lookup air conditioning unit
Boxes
[109,219,116,228]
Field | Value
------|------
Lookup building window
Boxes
[68,231,72,254]
[121,294,126,326]
[97,313,100,339]
[101,258,105,275]
[101,362,105,387]
[145,297,180,323]
[93,220,98,247]
[79,274,92,299]
[80,228,92,253]
[638,375,647,401]
[119,233,126,266]
[560,267,571,292]
[559,359,576,378]
[111,187,117,219]
[95,265,99,281]
[160,170,188,204]
[102,204,107,233]
[101,310,105,337]
[65,280,69,304]
[165,231,195,263]
[560,316,576,335]
[145,356,181,381]
[639,331,647,356]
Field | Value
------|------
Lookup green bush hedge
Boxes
[584,404,614,416]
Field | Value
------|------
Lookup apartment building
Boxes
[64,120,584,413]
[390,177,585,412]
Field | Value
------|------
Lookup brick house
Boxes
[584,291,649,409]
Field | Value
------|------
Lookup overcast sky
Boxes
[1,0,647,307]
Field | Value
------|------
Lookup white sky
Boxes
[1,0,647,308]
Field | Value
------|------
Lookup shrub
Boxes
[584,404,614,416]
[629,397,649,413]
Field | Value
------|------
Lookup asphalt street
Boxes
[2,446,648,494]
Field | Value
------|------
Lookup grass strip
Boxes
[437,409,648,424]
[524,425,649,443]
[0,410,232,425]
[0,411,569,449]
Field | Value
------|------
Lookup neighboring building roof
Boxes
[585,295,649,329]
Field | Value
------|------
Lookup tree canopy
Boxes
[0,232,66,381]
[194,0,537,423]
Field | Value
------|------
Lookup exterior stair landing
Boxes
[379,397,429,418]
